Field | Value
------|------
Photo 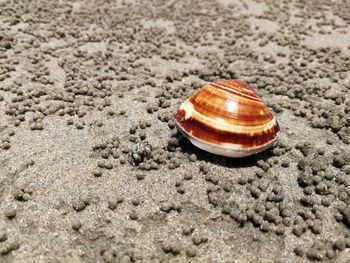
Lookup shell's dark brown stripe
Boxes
[216,80,256,92]
[189,87,273,126]
[206,85,262,106]
[177,109,279,147]
[215,80,260,97]
[198,87,268,116]
[210,81,262,102]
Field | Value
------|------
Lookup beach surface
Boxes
[0,0,350,262]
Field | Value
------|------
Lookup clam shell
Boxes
[176,80,280,157]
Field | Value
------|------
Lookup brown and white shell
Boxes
[176,80,280,157]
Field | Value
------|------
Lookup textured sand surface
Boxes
[0,0,350,262]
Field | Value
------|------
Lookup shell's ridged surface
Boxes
[176,80,279,157]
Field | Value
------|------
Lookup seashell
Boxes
[176,80,280,158]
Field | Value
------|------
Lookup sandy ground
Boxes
[0,0,350,262]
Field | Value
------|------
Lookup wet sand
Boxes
[0,0,350,262]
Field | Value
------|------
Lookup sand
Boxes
[0,0,349,262]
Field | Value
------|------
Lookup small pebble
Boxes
[4,207,16,219]
[186,247,196,257]
[72,220,82,231]
[136,173,146,180]
[0,229,7,242]
[129,210,138,220]
[73,199,89,212]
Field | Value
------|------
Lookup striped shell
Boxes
[176,80,280,157]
